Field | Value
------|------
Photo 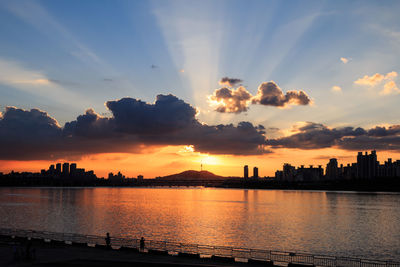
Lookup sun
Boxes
[199,155,220,166]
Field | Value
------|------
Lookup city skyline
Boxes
[2,150,399,182]
[1,0,400,177]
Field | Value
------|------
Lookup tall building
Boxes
[282,163,295,181]
[49,164,55,174]
[253,167,259,178]
[244,165,249,179]
[70,163,77,175]
[326,158,339,180]
[56,163,62,174]
[62,163,70,175]
[357,150,378,179]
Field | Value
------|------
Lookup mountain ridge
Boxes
[157,170,226,180]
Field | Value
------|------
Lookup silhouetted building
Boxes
[76,168,85,176]
[244,165,249,179]
[274,150,400,182]
[108,171,125,182]
[296,165,323,182]
[357,150,378,179]
[137,175,144,182]
[282,163,295,181]
[56,163,62,174]
[70,163,77,175]
[275,170,283,180]
[253,167,259,178]
[326,158,339,180]
[49,164,55,174]
[62,163,70,176]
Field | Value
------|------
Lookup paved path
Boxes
[0,237,269,267]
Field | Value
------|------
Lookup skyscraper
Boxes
[253,167,259,178]
[62,163,70,176]
[357,150,378,179]
[70,163,77,175]
[244,165,249,179]
[56,163,62,174]
[326,158,339,180]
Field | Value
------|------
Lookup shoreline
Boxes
[1,230,398,266]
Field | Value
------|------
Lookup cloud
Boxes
[331,86,342,93]
[354,71,399,95]
[208,86,252,113]
[0,107,63,160]
[340,57,350,64]
[252,81,311,107]
[354,73,385,86]
[219,77,243,87]
[105,94,197,135]
[0,57,87,108]
[209,80,312,113]
[381,80,400,95]
[267,122,400,151]
[0,94,268,160]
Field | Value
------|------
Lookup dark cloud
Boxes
[0,107,62,160]
[367,125,400,137]
[103,78,113,82]
[64,108,115,138]
[219,77,243,87]
[209,86,252,113]
[252,81,311,107]
[0,95,268,160]
[105,95,197,134]
[267,122,400,151]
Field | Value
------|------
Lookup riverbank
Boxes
[0,236,263,267]
[2,176,400,192]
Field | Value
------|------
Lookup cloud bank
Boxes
[209,80,312,113]
[267,122,400,151]
[2,98,400,161]
[0,94,268,160]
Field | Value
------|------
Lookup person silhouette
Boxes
[105,233,111,249]
[140,237,145,252]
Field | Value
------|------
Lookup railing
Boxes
[0,228,399,267]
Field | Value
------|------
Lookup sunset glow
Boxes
[0,0,400,178]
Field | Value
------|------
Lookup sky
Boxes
[1,0,400,178]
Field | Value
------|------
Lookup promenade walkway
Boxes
[0,228,399,267]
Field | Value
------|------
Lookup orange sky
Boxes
[2,146,400,178]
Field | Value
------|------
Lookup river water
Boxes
[0,187,399,261]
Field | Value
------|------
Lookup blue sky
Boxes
[1,0,399,126]
[1,0,400,176]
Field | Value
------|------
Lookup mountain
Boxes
[157,170,226,181]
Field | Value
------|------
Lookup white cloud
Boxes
[340,57,350,64]
[354,71,399,95]
[354,73,385,86]
[381,80,400,95]
[331,85,342,93]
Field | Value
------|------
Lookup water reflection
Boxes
[0,188,399,260]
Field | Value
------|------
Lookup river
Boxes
[0,187,399,261]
